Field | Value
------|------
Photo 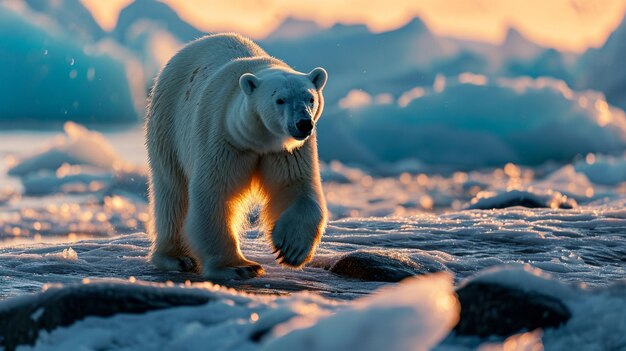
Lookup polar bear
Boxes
[145,33,328,280]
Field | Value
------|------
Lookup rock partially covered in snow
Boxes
[0,281,214,350]
[8,122,127,177]
[451,265,576,339]
[466,189,577,210]
[329,250,438,282]
[454,281,571,337]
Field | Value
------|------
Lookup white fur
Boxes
[145,33,328,280]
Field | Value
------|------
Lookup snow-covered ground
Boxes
[0,125,624,350]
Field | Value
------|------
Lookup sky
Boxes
[81,0,626,52]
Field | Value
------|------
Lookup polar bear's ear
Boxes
[239,73,259,96]
[308,67,328,91]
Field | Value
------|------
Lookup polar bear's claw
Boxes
[274,243,311,267]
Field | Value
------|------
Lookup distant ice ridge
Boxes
[577,14,626,111]
[318,75,626,170]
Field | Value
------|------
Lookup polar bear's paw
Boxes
[151,253,197,272]
[202,261,265,280]
[271,224,318,267]
[272,238,314,268]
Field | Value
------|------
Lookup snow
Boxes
[1,193,624,300]
[0,261,623,350]
[0,126,623,351]
[0,274,455,351]
[264,273,458,351]
[462,264,578,301]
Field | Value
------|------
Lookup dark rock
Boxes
[454,282,571,337]
[329,251,432,282]
[0,282,213,351]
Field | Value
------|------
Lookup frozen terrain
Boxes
[0,125,624,350]
[1,2,626,348]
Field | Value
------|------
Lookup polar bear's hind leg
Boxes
[148,160,196,272]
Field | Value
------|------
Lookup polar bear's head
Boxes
[239,67,328,145]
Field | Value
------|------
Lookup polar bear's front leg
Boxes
[184,150,264,280]
[260,140,328,267]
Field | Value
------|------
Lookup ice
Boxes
[0,5,139,124]
[318,75,626,170]
[573,153,626,186]
[119,19,184,84]
[578,14,626,111]
[262,17,452,101]
[504,48,574,87]
[113,0,204,45]
[23,0,105,41]
[265,17,324,41]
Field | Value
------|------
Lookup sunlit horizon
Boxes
[80,0,626,52]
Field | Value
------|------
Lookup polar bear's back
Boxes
[151,34,268,105]
[146,34,269,176]
[148,33,268,117]
[175,33,268,71]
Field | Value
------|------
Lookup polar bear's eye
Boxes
[309,98,315,104]
[276,99,285,105]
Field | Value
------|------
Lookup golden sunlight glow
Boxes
[80,0,133,31]
[81,0,626,52]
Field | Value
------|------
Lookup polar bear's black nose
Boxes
[296,119,313,134]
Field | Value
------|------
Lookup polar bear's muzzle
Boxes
[289,118,314,140]
[296,119,314,134]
